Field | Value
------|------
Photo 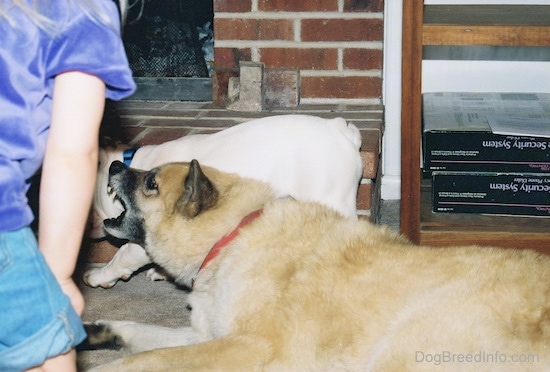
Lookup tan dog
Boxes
[84,160,550,371]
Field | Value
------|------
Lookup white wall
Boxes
[382,0,550,200]
[381,0,403,199]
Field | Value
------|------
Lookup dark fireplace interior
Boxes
[122,0,214,79]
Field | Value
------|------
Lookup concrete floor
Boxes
[379,199,400,231]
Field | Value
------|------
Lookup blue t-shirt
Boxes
[0,0,136,231]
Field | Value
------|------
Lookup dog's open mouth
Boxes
[104,183,126,227]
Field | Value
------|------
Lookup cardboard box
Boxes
[432,172,550,217]
[423,92,550,173]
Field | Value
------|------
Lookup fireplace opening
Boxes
[122,0,214,100]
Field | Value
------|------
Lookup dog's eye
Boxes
[144,173,158,193]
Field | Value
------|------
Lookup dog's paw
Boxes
[145,267,167,281]
[78,321,126,351]
[82,266,120,289]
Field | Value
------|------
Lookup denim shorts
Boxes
[0,228,86,372]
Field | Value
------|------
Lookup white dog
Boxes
[84,115,363,288]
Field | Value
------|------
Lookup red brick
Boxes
[214,47,252,69]
[136,128,193,146]
[81,240,119,263]
[212,69,239,106]
[260,48,338,70]
[301,18,383,42]
[343,48,383,71]
[343,0,384,12]
[359,129,380,179]
[214,0,251,12]
[113,125,146,144]
[356,180,373,210]
[258,0,337,12]
[215,18,294,41]
[360,147,379,180]
[301,76,382,99]
[258,19,295,40]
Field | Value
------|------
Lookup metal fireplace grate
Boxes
[122,0,213,78]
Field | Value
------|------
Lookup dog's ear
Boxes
[176,159,218,218]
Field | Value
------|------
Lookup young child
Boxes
[0,1,136,370]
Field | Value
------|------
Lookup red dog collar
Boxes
[193,209,263,287]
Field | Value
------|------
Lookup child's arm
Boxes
[39,71,106,314]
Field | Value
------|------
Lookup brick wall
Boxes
[212,0,384,106]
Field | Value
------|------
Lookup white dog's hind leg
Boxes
[83,243,152,288]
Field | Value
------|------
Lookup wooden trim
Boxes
[423,5,550,27]
[400,0,423,243]
[423,25,550,46]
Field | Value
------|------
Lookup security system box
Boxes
[432,172,550,217]
[423,92,550,174]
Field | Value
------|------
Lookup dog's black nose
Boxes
[109,160,127,175]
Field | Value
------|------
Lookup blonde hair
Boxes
[0,0,119,34]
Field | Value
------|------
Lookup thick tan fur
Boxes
[91,162,550,371]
